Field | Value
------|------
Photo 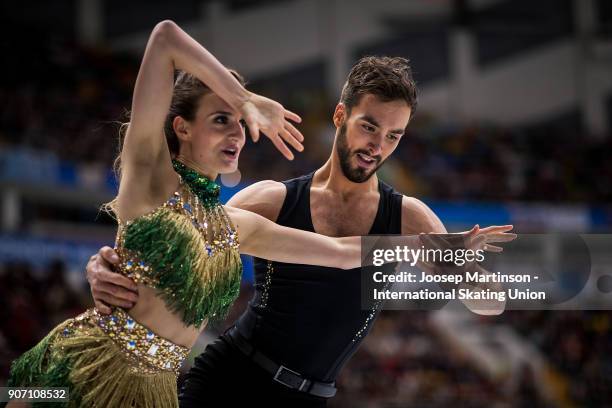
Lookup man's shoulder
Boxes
[400,195,447,234]
[226,180,287,222]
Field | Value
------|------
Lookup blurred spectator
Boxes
[1,17,611,408]
[1,24,611,204]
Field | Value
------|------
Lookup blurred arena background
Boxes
[1,0,611,406]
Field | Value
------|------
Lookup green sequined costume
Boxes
[4,160,242,408]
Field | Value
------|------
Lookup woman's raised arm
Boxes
[122,20,303,171]
[122,20,247,169]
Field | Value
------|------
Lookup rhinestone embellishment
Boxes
[93,308,189,374]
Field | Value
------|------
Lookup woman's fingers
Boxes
[478,225,513,234]
[285,121,304,142]
[270,135,294,160]
[284,109,302,123]
[246,119,260,142]
[467,224,480,237]
[255,124,300,160]
[483,244,503,253]
[419,232,446,250]
[280,128,304,152]
[470,234,487,248]
[419,260,436,270]
[485,233,517,243]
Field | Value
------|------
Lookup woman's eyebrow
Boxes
[208,110,233,117]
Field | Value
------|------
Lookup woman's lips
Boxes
[222,147,239,160]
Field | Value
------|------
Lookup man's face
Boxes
[334,94,411,183]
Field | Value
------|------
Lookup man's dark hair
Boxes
[340,56,417,114]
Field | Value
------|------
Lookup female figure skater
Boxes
[4,20,368,408]
[5,20,514,407]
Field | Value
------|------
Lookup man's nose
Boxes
[368,134,382,156]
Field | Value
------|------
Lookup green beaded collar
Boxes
[172,159,221,208]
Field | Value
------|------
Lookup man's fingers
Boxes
[96,281,138,303]
[280,128,304,152]
[94,300,112,315]
[94,288,135,309]
[99,246,120,264]
[284,109,302,123]
[94,290,134,309]
[97,269,138,291]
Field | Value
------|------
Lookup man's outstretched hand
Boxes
[85,246,139,314]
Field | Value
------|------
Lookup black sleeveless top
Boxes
[235,171,403,382]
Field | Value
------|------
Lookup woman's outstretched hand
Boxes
[239,92,304,160]
[417,224,517,268]
[462,224,517,253]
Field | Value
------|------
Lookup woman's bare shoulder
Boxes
[114,161,180,223]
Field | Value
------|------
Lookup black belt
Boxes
[227,326,337,398]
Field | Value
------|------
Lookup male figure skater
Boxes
[86,56,508,406]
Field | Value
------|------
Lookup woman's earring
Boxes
[220,169,241,187]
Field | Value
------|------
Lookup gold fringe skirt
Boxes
[6,308,189,408]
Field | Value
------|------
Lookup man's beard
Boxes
[336,123,383,183]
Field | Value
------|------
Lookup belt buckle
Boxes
[273,365,308,391]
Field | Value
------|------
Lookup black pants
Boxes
[179,334,328,407]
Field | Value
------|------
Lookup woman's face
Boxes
[176,92,246,177]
